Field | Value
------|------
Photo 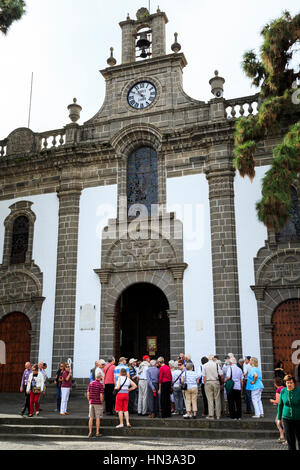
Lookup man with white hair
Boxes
[95,359,106,381]
[146,359,160,418]
[225,356,244,420]
[202,354,223,420]
[87,371,104,438]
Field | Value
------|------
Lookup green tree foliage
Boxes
[234,11,300,231]
[0,0,26,35]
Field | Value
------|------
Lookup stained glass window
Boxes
[276,187,300,243]
[127,146,158,216]
[10,216,29,264]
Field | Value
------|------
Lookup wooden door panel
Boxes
[272,299,300,376]
[0,312,31,392]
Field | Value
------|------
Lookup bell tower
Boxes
[120,7,168,63]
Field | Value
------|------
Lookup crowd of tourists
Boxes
[19,353,300,450]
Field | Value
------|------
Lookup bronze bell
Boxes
[140,48,148,59]
[136,31,151,50]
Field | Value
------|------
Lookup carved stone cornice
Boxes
[169,263,188,280]
[94,269,110,285]
[250,285,265,301]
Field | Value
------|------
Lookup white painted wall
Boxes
[0,194,59,373]
[73,185,117,378]
[167,174,215,372]
[234,166,269,364]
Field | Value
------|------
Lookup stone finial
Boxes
[107,47,117,67]
[136,7,150,20]
[67,98,82,123]
[209,70,225,98]
[157,6,161,13]
[126,13,130,20]
[171,32,181,53]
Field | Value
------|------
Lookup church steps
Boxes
[0,416,276,430]
[0,417,278,440]
[0,425,278,440]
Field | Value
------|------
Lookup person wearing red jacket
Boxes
[158,356,172,418]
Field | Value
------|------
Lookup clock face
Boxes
[128,81,157,109]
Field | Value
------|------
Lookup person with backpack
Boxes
[114,368,137,428]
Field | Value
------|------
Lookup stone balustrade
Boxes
[225,93,260,119]
[0,139,7,157]
[38,129,66,151]
[0,92,263,158]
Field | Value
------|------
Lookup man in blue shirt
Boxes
[114,357,130,385]
[146,359,160,417]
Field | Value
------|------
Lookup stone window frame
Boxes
[110,124,166,218]
[2,201,36,268]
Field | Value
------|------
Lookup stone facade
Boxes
[0,8,300,387]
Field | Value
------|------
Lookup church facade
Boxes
[0,8,300,391]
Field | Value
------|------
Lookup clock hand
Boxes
[136,90,145,98]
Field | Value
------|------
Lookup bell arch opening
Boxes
[114,282,170,361]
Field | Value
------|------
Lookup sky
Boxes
[1,0,300,139]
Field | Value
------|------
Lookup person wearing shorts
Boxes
[87,372,104,438]
[115,368,137,428]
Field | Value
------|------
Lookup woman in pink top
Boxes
[158,356,172,418]
[103,357,116,415]
[60,363,72,415]
[270,376,286,443]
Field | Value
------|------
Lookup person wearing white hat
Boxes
[128,359,138,413]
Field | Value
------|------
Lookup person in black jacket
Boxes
[54,362,64,412]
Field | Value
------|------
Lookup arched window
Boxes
[10,216,29,264]
[276,187,300,243]
[127,146,158,216]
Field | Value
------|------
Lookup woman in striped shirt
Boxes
[181,362,200,419]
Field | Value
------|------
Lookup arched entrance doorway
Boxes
[114,283,170,362]
[272,299,300,375]
[0,312,31,392]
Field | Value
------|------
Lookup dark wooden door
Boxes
[0,312,31,392]
[272,299,300,375]
[115,283,170,362]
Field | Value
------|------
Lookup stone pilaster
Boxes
[51,182,82,376]
[168,309,184,360]
[206,150,242,359]
[100,313,115,359]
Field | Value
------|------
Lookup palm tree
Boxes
[0,0,26,35]
[234,10,300,232]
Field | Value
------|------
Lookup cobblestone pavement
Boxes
[0,437,287,451]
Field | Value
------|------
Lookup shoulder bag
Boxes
[113,377,127,396]
[225,366,235,395]
[180,371,188,391]
[171,370,184,392]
